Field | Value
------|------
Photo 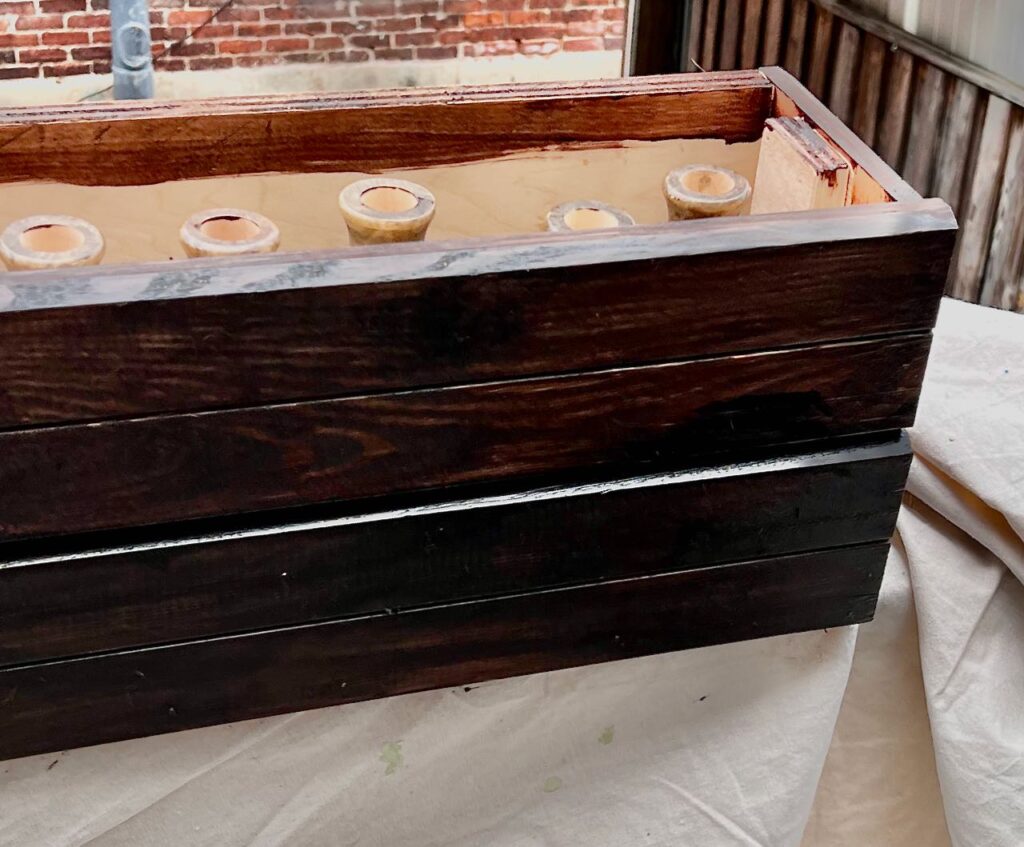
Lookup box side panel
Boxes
[0,542,888,761]
[0,335,928,539]
[0,74,774,186]
[0,226,955,427]
[0,440,910,664]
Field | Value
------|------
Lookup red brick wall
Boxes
[0,0,626,79]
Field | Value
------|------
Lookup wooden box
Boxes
[0,68,955,759]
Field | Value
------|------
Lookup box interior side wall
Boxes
[0,140,761,265]
[0,76,782,266]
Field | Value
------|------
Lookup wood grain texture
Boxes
[932,77,981,218]
[0,439,911,665]
[783,0,810,78]
[806,8,834,100]
[717,0,742,71]
[686,0,706,70]
[761,66,921,203]
[701,0,721,70]
[877,49,915,171]
[0,542,889,760]
[761,0,785,66]
[948,95,1012,302]
[902,63,948,194]
[0,216,956,427]
[980,108,1024,309]
[740,0,764,70]
[0,74,773,186]
[851,34,887,148]
[827,21,861,124]
[0,335,932,540]
[810,0,1024,110]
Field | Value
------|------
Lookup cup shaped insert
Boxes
[339,178,436,246]
[179,208,281,258]
[0,215,105,271]
[663,165,751,221]
[546,200,636,233]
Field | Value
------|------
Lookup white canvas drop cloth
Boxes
[2,298,1021,847]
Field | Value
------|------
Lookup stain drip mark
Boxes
[598,726,615,745]
[543,776,562,793]
[380,740,403,776]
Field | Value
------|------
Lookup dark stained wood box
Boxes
[0,68,955,759]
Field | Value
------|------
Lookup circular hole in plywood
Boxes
[199,215,262,243]
[563,207,621,231]
[20,224,85,254]
[681,168,736,197]
[361,186,418,214]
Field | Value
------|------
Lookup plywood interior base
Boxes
[0,139,759,265]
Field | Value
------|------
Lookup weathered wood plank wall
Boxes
[686,0,1024,311]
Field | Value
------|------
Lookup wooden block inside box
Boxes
[0,68,955,759]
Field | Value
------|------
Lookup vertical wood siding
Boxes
[687,0,1024,311]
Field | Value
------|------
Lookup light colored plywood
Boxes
[0,138,761,266]
[750,117,851,214]
[949,94,1012,301]
[850,167,891,205]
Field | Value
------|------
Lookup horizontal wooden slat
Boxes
[0,204,956,427]
[0,335,930,540]
[0,438,910,665]
[0,73,773,186]
[0,542,888,760]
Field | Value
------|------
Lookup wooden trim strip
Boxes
[0,72,772,124]
[0,221,955,427]
[0,438,910,665]
[761,65,922,203]
[0,198,957,315]
[0,335,931,539]
[0,542,889,760]
[0,73,773,185]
